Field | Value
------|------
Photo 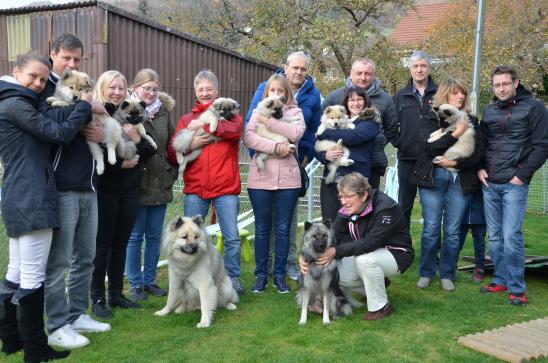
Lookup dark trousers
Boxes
[459,224,486,271]
[369,167,385,190]
[91,188,139,302]
[320,179,341,223]
[397,159,418,227]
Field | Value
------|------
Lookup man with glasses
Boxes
[477,65,548,306]
[392,51,438,226]
[322,58,397,190]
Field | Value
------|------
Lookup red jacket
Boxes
[167,101,243,199]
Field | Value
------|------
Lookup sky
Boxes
[0,0,74,10]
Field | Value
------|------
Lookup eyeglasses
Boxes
[492,81,514,89]
[140,86,160,94]
[348,98,364,104]
[337,193,358,201]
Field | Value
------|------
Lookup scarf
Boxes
[146,96,163,119]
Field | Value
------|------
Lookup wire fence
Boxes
[1,144,547,277]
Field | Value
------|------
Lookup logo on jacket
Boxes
[381,215,392,224]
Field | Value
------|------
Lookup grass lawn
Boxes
[3,210,548,363]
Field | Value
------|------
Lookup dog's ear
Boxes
[304,221,313,231]
[120,100,129,110]
[192,214,204,228]
[266,99,274,109]
[323,219,332,229]
[433,106,439,113]
[279,96,287,104]
[324,106,332,114]
[171,216,184,231]
[139,100,146,109]
[104,102,117,115]
[87,78,95,90]
[61,69,73,80]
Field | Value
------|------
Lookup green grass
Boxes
[3,209,548,362]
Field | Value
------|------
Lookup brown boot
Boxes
[363,303,393,321]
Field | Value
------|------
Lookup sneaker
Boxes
[480,283,507,293]
[273,276,291,294]
[251,277,268,293]
[130,287,147,301]
[472,268,485,283]
[109,295,140,309]
[91,299,112,319]
[71,314,111,333]
[287,264,300,281]
[144,284,167,297]
[441,279,455,291]
[48,324,89,349]
[363,303,393,321]
[509,293,527,306]
[416,277,431,289]
[230,277,245,295]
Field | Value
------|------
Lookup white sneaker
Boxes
[48,324,89,349]
[72,314,111,333]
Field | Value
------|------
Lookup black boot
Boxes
[16,285,70,363]
[0,279,22,355]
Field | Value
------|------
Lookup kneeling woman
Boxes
[301,172,414,320]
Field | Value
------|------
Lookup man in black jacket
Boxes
[42,33,111,350]
[392,51,437,226]
[477,65,548,306]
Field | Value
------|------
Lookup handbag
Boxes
[294,153,309,197]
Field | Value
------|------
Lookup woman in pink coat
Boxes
[244,74,305,294]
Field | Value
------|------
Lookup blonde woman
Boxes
[89,71,156,318]
[125,69,177,301]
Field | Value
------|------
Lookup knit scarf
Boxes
[145,96,163,119]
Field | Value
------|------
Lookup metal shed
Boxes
[0,0,277,119]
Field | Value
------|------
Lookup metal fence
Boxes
[1,145,547,277]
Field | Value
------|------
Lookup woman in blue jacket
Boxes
[316,86,379,222]
[0,53,91,362]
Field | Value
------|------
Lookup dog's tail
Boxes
[332,269,353,316]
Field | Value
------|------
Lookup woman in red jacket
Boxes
[168,70,244,294]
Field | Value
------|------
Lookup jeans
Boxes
[248,188,300,278]
[125,204,167,288]
[45,191,97,332]
[184,194,241,278]
[458,224,486,271]
[418,168,471,280]
[483,182,528,294]
[397,159,418,227]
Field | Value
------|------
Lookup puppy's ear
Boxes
[87,78,95,90]
[171,216,184,231]
[120,100,129,109]
[323,219,332,229]
[433,106,439,113]
[192,214,204,228]
[304,221,313,231]
[61,69,72,80]
[279,96,287,104]
[266,99,274,109]
[139,100,146,109]
[324,106,332,114]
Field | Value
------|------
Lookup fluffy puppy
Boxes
[314,105,355,184]
[297,221,352,326]
[172,97,239,173]
[154,215,239,328]
[114,96,158,152]
[428,104,475,171]
[253,95,301,171]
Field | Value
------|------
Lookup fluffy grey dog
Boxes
[428,103,475,172]
[154,215,239,328]
[297,221,352,326]
[172,97,239,173]
[253,95,301,171]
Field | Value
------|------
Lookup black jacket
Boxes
[0,78,91,237]
[41,74,99,191]
[411,111,483,194]
[392,76,438,161]
[480,84,548,184]
[333,190,414,273]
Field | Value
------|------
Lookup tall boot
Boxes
[0,279,22,354]
[15,285,70,363]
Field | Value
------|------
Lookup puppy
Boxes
[314,105,355,184]
[172,97,239,173]
[114,96,158,152]
[154,215,239,328]
[297,221,352,326]
[428,104,475,171]
[253,95,301,171]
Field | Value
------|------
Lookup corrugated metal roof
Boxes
[391,3,457,46]
[0,0,276,70]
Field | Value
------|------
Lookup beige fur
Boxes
[154,215,238,328]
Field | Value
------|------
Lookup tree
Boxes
[137,0,150,17]
[423,0,547,103]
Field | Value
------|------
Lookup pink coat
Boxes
[244,105,305,190]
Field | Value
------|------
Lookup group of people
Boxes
[0,30,547,362]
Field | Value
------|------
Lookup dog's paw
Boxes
[323,319,331,326]
[288,144,296,151]
[174,306,185,314]
[154,309,169,316]
[346,159,355,166]
[226,303,237,311]
[196,320,211,328]
[348,123,355,129]
[96,164,104,175]
[298,319,307,326]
